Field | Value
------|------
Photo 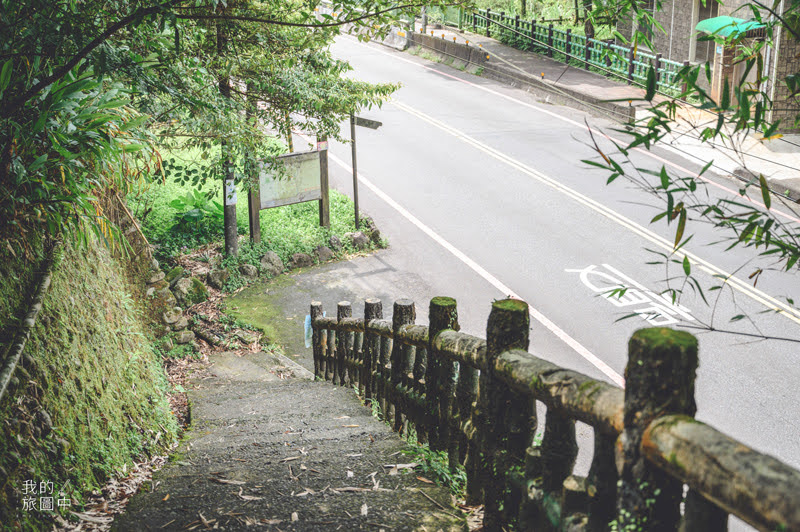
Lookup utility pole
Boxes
[217,8,238,257]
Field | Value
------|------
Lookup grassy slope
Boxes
[0,239,178,530]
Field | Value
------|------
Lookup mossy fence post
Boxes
[391,299,415,433]
[310,301,324,379]
[618,328,698,531]
[335,301,352,386]
[480,298,530,529]
[362,298,382,400]
[428,297,460,460]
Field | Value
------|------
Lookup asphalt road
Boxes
[313,37,800,484]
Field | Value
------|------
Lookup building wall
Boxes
[771,27,800,130]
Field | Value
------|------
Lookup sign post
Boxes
[350,115,382,229]
[318,135,330,229]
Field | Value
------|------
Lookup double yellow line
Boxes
[392,99,800,327]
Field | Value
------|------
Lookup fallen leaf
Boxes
[280,456,302,463]
[416,476,434,484]
[261,519,283,525]
[237,488,264,501]
[361,503,369,517]
[291,512,299,522]
[209,478,246,485]
[383,463,418,470]
[346,470,354,478]
[341,424,360,428]
[162,493,170,502]
[335,416,351,419]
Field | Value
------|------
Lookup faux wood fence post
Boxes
[472,11,477,32]
[514,14,520,34]
[627,46,635,84]
[541,409,578,493]
[682,60,690,94]
[325,328,335,381]
[618,328,698,531]
[428,298,460,461]
[486,8,491,37]
[655,53,662,84]
[584,38,591,69]
[379,332,392,421]
[681,489,728,531]
[547,24,554,57]
[335,301,352,386]
[531,20,537,51]
[566,29,572,60]
[587,432,618,530]
[481,298,530,530]
[311,302,324,379]
[362,298,382,400]
[391,299,415,433]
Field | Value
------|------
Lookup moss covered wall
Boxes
[0,238,178,530]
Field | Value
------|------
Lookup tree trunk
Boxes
[217,9,238,257]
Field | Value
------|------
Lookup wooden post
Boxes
[363,299,382,400]
[541,409,578,493]
[379,335,392,421]
[547,24,554,57]
[486,8,491,37]
[681,490,728,531]
[627,45,635,84]
[391,300,415,433]
[335,301,352,386]
[481,299,530,529]
[325,329,335,381]
[318,134,330,229]
[618,328,698,532]
[311,302,323,379]
[428,297,460,461]
[587,433,618,530]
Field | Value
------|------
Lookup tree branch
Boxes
[175,2,435,28]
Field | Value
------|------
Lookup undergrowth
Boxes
[365,397,467,498]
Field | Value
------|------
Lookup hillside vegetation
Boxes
[0,238,178,530]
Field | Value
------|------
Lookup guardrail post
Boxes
[486,8,491,37]
[311,301,324,379]
[391,299,415,433]
[548,24,554,57]
[362,298,382,400]
[336,301,352,386]
[480,298,530,529]
[627,45,635,84]
[587,432,618,530]
[618,328,698,531]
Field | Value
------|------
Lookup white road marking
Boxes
[392,100,800,328]
[325,150,626,387]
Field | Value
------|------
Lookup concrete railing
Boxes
[310,297,800,531]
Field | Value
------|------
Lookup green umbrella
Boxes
[695,15,765,38]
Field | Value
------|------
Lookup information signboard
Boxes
[259,150,321,209]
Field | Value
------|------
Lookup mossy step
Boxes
[114,365,466,531]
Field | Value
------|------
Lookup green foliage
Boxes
[169,189,224,230]
[401,429,468,498]
[1,0,410,250]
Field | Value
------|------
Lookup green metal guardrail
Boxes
[428,7,685,94]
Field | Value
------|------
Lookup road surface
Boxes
[308,37,800,495]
